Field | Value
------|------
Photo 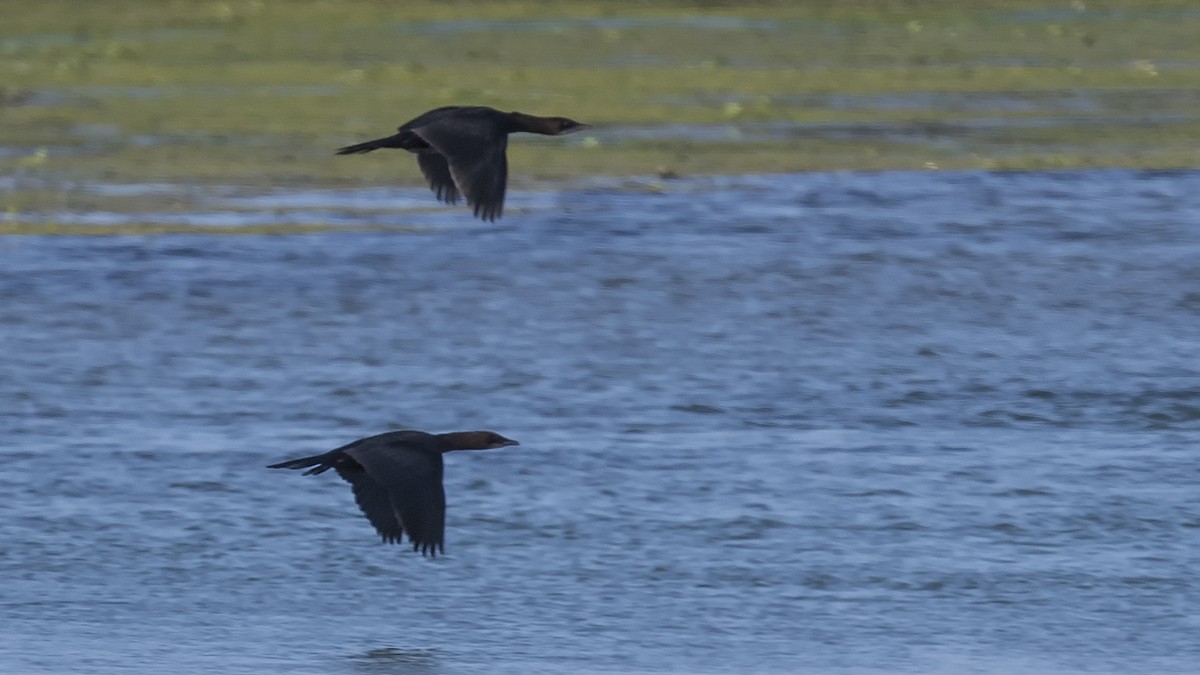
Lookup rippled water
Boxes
[2,170,1199,674]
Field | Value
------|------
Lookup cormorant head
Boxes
[549,117,590,135]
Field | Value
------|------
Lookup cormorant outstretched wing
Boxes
[413,118,508,222]
[345,440,447,557]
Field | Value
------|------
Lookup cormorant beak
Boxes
[563,123,591,134]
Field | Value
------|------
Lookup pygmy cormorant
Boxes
[268,429,519,557]
[336,106,589,221]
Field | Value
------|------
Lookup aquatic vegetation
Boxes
[2,0,1199,232]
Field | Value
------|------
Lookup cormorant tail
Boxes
[267,452,339,476]
[335,134,405,155]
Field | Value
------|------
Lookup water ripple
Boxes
[1,169,1199,674]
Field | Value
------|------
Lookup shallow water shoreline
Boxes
[4,166,1197,236]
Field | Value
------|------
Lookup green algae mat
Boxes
[2,0,1199,228]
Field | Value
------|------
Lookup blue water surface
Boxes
[1,169,1198,674]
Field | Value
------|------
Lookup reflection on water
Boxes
[349,648,440,675]
[1,169,1199,674]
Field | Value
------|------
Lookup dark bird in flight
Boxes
[268,429,519,557]
[336,106,589,221]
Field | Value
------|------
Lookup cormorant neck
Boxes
[435,431,499,452]
[507,112,561,135]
